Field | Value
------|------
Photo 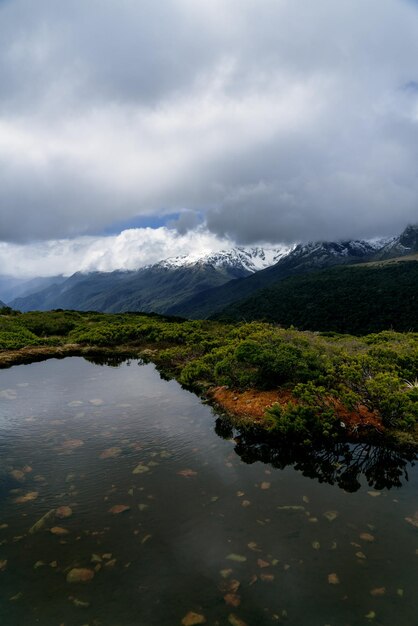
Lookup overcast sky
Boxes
[1,0,418,276]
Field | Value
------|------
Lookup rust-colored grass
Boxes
[209,385,384,435]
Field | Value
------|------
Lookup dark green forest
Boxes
[215,261,418,334]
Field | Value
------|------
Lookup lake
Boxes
[0,357,417,626]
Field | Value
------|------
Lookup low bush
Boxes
[0,309,416,438]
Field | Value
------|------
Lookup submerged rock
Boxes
[10,470,25,482]
[108,504,130,515]
[260,573,275,582]
[56,506,73,519]
[228,614,248,626]
[227,554,247,563]
[277,505,304,511]
[181,612,206,626]
[328,573,340,584]
[14,491,38,504]
[100,447,122,460]
[10,592,23,601]
[90,554,102,564]
[220,569,233,579]
[370,587,386,596]
[61,439,84,450]
[177,469,197,478]
[323,511,339,522]
[72,597,90,608]
[66,568,95,583]
[224,593,241,607]
[132,464,149,475]
[50,526,69,536]
[405,512,418,528]
[360,532,375,542]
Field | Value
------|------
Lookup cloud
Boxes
[0,227,233,278]
[0,0,418,248]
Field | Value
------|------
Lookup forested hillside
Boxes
[214,260,418,334]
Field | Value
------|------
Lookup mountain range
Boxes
[5,225,418,322]
[7,247,289,314]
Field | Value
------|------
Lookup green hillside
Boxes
[214,260,418,334]
[10,264,250,314]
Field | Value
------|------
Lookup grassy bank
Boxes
[1,308,418,447]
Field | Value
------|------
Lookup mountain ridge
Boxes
[166,236,398,318]
[8,225,418,317]
[9,246,288,313]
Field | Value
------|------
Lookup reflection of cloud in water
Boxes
[0,389,17,400]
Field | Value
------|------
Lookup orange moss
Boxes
[332,399,383,433]
[208,385,384,435]
[209,386,295,423]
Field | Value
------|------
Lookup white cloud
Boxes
[0,227,233,278]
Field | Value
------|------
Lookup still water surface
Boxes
[0,357,417,626]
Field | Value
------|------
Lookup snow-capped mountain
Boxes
[373,224,418,260]
[150,245,293,273]
[270,236,393,272]
[166,226,418,318]
[8,225,418,316]
[9,246,291,313]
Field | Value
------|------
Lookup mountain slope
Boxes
[168,239,388,318]
[213,260,418,334]
[0,275,66,304]
[168,225,418,319]
[374,224,418,260]
[10,247,287,313]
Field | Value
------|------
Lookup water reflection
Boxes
[81,355,418,493]
[1,356,417,626]
[215,417,417,492]
[83,353,147,367]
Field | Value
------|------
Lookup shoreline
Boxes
[1,343,417,450]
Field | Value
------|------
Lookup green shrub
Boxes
[0,309,416,439]
[19,312,79,337]
[179,359,213,387]
[267,402,341,444]
[0,328,40,349]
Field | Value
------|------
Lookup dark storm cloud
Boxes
[1,0,418,246]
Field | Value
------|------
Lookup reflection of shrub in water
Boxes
[215,416,417,492]
[214,417,234,440]
[83,355,146,368]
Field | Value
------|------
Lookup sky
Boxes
[1,0,418,277]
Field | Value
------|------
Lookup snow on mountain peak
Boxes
[150,245,294,273]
